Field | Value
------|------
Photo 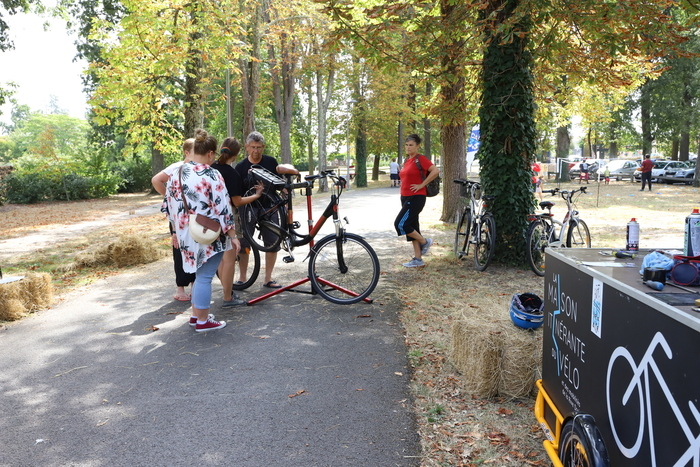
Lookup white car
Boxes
[652,160,688,180]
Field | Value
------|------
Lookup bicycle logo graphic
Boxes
[606,332,700,466]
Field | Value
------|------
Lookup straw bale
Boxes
[18,273,54,311]
[0,281,21,320]
[110,235,161,267]
[499,326,543,398]
[450,318,505,398]
[0,299,26,321]
[73,235,162,268]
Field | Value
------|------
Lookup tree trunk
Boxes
[397,121,404,165]
[556,126,570,181]
[151,145,164,183]
[640,79,653,155]
[478,0,536,264]
[315,62,335,192]
[268,32,296,164]
[239,0,263,140]
[372,153,380,181]
[680,88,692,161]
[423,82,432,161]
[672,139,680,160]
[183,12,203,138]
[305,82,314,174]
[355,114,367,187]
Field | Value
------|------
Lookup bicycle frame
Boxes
[249,167,348,259]
[535,187,585,247]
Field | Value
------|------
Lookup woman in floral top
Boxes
[164,129,240,332]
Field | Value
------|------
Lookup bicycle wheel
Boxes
[239,189,286,253]
[558,416,610,467]
[308,233,380,305]
[566,219,591,248]
[454,207,471,259]
[232,242,260,290]
[474,213,496,271]
[606,347,644,458]
[526,219,550,276]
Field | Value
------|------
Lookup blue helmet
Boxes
[510,293,544,330]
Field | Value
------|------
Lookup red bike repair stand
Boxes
[245,275,373,306]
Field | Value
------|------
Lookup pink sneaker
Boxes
[189,314,215,326]
[195,318,226,332]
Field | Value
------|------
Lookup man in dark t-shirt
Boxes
[235,131,299,289]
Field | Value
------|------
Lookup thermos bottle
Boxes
[626,218,639,252]
[685,208,700,256]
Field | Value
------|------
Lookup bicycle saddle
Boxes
[539,201,554,210]
[250,165,286,189]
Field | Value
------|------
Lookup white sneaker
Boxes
[420,238,433,256]
[403,257,425,268]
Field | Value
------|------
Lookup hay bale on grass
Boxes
[499,327,542,398]
[110,235,162,267]
[0,273,54,320]
[450,318,505,398]
[450,313,543,399]
[73,235,163,269]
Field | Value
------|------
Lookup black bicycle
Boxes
[239,166,380,305]
[453,179,497,271]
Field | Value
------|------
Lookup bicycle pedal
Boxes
[283,256,295,263]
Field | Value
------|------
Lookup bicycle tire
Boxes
[526,218,550,276]
[454,207,472,259]
[239,189,286,253]
[474,213,496,271]
[308,233,380,305]
[566,218,591,248]
[558,416,610,467]
[232,243,260,290]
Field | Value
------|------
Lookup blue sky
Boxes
[0,9,88,125]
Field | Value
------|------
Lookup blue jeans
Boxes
[191,252,224,310]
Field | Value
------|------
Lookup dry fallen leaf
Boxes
[145,325,159,332]
[288,390,306,398]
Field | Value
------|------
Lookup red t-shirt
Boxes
[641,159,654,173]
[400,154,434,197]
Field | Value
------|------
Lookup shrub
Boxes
[111,155,152,193]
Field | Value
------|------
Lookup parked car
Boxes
[673,160,697,185]
[568,159,600,180]
[605,159,639,181]
[634,159,677,181]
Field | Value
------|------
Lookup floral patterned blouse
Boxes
[163,161,235,273]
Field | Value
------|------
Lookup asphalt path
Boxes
[0,186,423,466]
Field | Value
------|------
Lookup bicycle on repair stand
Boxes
[239,165,380,305]
[525,186,591,276]
[452,179,497,271]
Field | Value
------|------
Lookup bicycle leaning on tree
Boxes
[238,165,380,305]
[525,186,591,276]
[452,179,497,272]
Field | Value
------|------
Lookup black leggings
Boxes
[173,247,196,287]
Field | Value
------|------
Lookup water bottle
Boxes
[626,218,639,252]
[684,208,700,256]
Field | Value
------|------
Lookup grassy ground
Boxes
[2,177,699,466]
